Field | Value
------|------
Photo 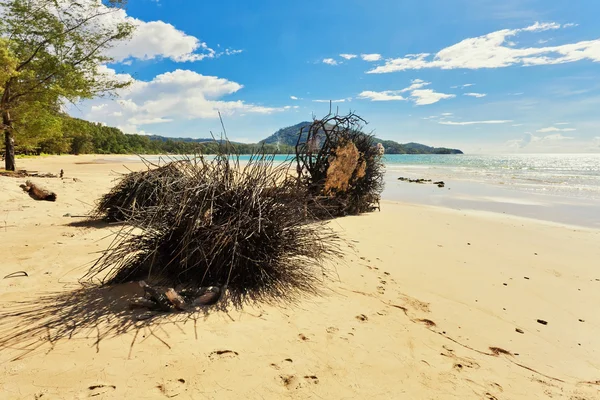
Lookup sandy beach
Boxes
[1,155,599,399]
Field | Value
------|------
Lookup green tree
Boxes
[0,0,134,170]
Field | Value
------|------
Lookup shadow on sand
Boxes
[64,219,122,229]
[0,282,229,361]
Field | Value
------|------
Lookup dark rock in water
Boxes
[433,181,445,188]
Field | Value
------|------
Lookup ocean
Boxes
[383,153,600,201]
[382,154,600,228]
[109,153,600,227]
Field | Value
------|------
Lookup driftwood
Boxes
[21,180,57,201]
[132,281,222,312]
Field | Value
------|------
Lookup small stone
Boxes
[537,319,548,325]
[515,328,524,334]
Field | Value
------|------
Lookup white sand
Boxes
[1,155,599,399]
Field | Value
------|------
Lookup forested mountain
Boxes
[2,116,462,157]
[259,121,462,154]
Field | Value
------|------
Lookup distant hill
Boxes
[258,121,463,155]
[377,140,463,155]
[147,135,244,145]
[259,121,317,146]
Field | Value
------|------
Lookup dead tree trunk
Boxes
[23,180,57,201]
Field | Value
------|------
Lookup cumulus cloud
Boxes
[536,126,576,133]
[323,58,339,65]
[361,53,382,62]
[357,79,454,105]
[79,67,287,134]
[464,92,487,98]
[410,89,455,105]
[439,120,512,125]
[340,53,357,60]
[357,91,406,101]
[290,96,299,100]
[400,79,430,92]
[367,22,599,73]
[507,132,575,150]
[313,99,348,103]
[88,5,241,63]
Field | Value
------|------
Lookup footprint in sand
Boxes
[377,286,385,294]
[326,326,339,334]
[156,379,186,398]
[303,375,319,384]
[279,374,299,389]
[86,384,116,397]
[298,333,310,341]
[441,346,481,370]
[208,350,239,360]
[356,314,368,322]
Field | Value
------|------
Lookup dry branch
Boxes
[21,180,57,201]
[294,111,385,218]
[85,153,341,307]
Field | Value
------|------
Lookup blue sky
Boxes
[72,0,600,153]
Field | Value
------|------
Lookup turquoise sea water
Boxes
[110,153,600,226]
[123,153,600,201]
[383,154,600,201]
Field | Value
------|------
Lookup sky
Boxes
[70,0,600,153]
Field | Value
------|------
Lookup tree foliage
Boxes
[1,0,134,170]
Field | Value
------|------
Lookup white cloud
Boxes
[512,123,523,126]
[400,79,430,92]
[361,53,382,62]
[79,67,286,134]
[127,117,173,125]
[410,89,455,105]
[357,91,406,101]
[340,53,357,60]
[462,83,475,88]
[367,22,600,73]
[542,133,574,140]
[358,79,454,105]
[464,92,487,98]
[323,58,339,65]
[290,96,299,100]
[536,126,576,133]
[105,15,240,63]
[508,132,575,150]
[313,99,347,103]
[554,122,569,125]
[91,104,107,111]
[440,120,512,125]
[441,112,453,116]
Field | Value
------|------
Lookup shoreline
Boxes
[4,153,599,229]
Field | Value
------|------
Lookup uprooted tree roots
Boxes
[295,111,385,219]
[85,154,341,307]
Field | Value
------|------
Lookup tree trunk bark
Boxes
[2,82,15,171]
[4,126,15,172]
